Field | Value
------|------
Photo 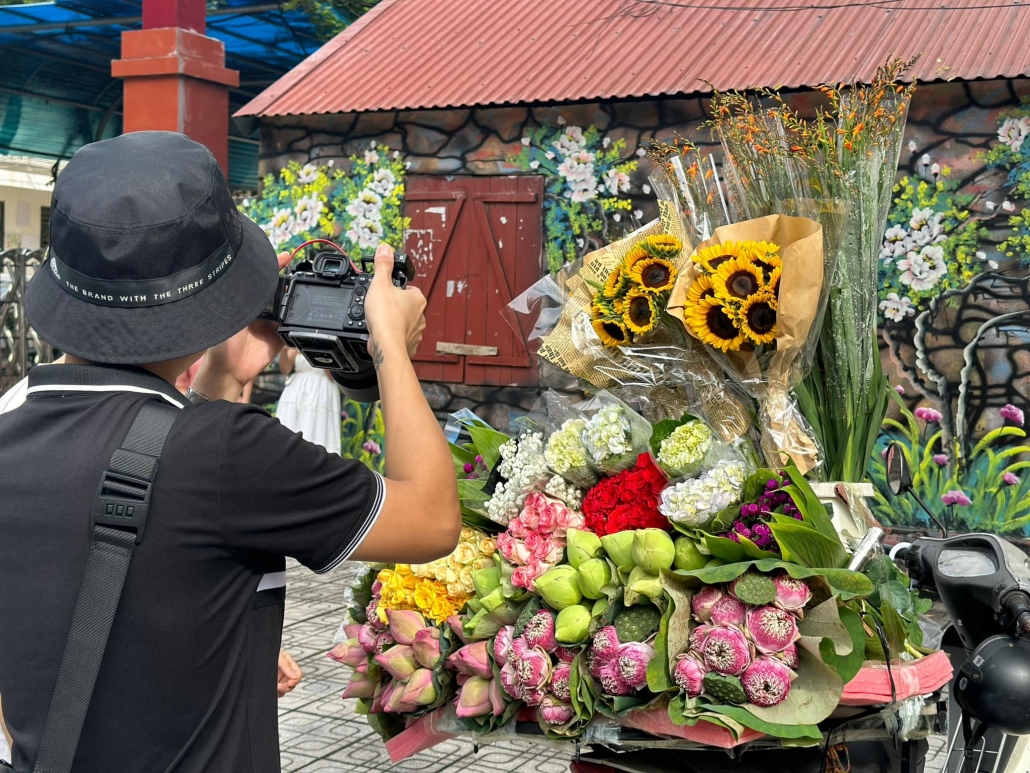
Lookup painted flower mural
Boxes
[509,122,638,273]
[241,144,409,261]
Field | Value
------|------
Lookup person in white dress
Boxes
[276,348,342,455]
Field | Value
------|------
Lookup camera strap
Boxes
[29,400,179,773]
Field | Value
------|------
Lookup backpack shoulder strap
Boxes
[32,401,179,773]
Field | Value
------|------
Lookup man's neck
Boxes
[62,355,186,385]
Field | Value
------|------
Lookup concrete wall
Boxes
[0,184,51,251]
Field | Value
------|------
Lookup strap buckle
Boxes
[91,468,155,544]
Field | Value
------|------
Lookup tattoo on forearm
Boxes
[372,341,384,370]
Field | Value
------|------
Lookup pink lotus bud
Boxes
[455,675,494,718]
[494,626,515,664]
[514,645,552,693]
[772,574,812,613]
[691,585,724,623]
[520,685,548,707]
[358,624,379,653]
[328,641,367,668]
[374,632,395,655]
[742,657,793,707]
[673,655,706,697]
[591,626,621,661]
[523,609,558,651]
[371,580,383,595]
[710,595,747,627]
[489,676,506,716]
[447,640,493,679]
[342,670,375,699]
[412,627,443,668]
[374,644,417,681]
[372,681,392,713]
[777,643,799,670]
[446,615,469,644]
[702,626,753,676]
[598,660,634,696]
[555,646,579,663]
[343,623,363,640]
[747,606,800,655]
[367,599,386,631]
[355,660,368,675]
[688,623,713,653]
[401,668,439,706]
[499,661,520,699]
[386,680,418,713]
[551,662,572,702]
[539,694,575,726]
[386,609,427,645]
[615,642,653,690]
[510,634,529,663]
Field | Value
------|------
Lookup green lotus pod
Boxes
[566,529,603,569]
[730,572,776,606]
[673,537,708,572]
[626,565,663,603]
[534,565,583,610]
[632,529,676,574]
[600,531,636,568]
[472,565,502,597]
[703,672,748,704]
[613,603,662,643]
[578,558,612,600]
[555,604,592,645]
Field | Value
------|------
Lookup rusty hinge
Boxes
[436,342,498,357]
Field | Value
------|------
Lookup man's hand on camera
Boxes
[365,243,427,366]
[193,251,292,401]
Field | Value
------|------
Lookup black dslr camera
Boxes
[260,247,415,401]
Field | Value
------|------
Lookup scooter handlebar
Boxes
[1002,591,1030,635]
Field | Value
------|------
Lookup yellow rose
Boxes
[446,582,463,597]
[396,564,413,576]
[479,538,497,556]
[460,527,477,543]
[377,568,394,584]
[413,584,436,610]
[402,575,417,590]
[431,599,453,621]
[458,566,476,594]
[443,567,459,585]
[452,543,479,565]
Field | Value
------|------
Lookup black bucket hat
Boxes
[25,131,280,364]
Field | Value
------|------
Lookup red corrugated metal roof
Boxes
[239,0,1030,118]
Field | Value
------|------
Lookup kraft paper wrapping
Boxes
[536,202,753,445]
[667,214,824,473]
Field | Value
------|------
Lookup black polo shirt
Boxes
[0,365,384,772]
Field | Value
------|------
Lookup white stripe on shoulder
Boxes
[257,571,287,592]
[24,383,186,408]
[0,377,29,414]
[314,471,386,574]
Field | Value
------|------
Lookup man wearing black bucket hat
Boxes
[0,132,459,772]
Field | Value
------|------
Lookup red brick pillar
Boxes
[111,0,239,174]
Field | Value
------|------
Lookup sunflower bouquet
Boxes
[589,234,681,347]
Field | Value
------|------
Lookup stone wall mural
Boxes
[259,78,1030,536]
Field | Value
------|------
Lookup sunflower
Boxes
[687,297,746,353]
[623,246,652,274]
[628,257,677,294]
[739,292,778,345]
[684,274,716,308]
[745,240,783,282]
[693,241,744,274]
[765,266,782,296]
[603,265,629,298]
[591,292,615,320]
[624,289,658,335]
[593,317,631,347]
[712,257,764,300]
[643,234,683,259]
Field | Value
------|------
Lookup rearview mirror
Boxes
[885,442,912,496]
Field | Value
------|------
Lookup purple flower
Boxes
[363,439,382,454]
[914,406,942,424]
[895,385,906,395]
[941,490,972,507]
[751,523,773,549]
[463,462,475,474]
[933,454,949,466]
[765,479,780,491]
[1001,404,1025,426]
[1004,472,1020,486]
[475,454,484,464]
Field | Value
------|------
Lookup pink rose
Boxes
[537,504,559,533]
[497,532,516,560]
[511,566,533,589]
[521,505,541,531]
[525,557,549,581]
[532,535,557,559]
[542,542,565,565]
[525,491,547,512]
[525,531,544,553]
[507,517,529,539]
[512,540,533,564]
[555,506,575,530]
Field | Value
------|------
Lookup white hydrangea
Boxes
[659,458,748,528]
[582,404,632,464]
[486,433,548,524]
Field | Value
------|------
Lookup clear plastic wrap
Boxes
[577,391,653,475]
[535,390,600,489]
[649,413,739,480]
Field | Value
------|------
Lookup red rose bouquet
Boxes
[582,454,670,536]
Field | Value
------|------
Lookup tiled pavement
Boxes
[279,561,949,773]
[278,560,574,773]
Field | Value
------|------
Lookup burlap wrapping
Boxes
[536,202,753,444]
[667,214,824,473]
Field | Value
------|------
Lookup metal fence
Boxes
[0,248,53,395]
